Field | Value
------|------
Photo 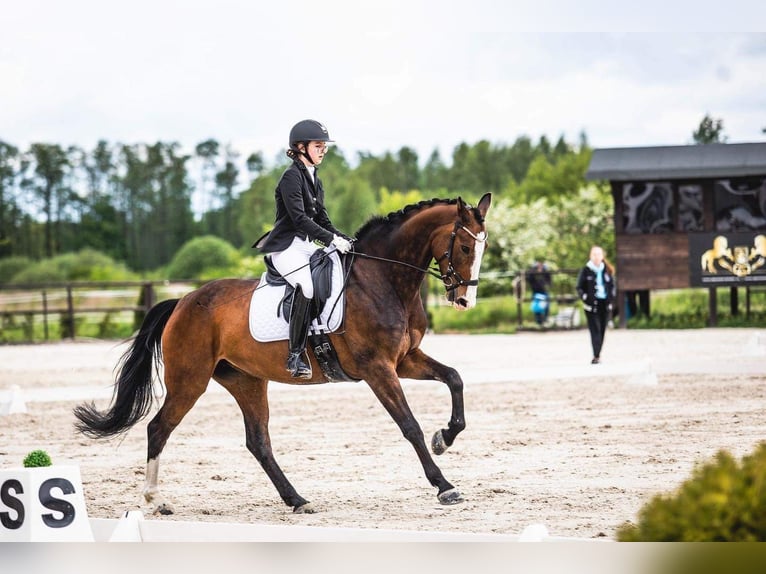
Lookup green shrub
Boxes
[166,236,240,279]
[0,256,33,285]
[618,442,766,541]
[23,449,52,468]
[10,262,67,284]
[8,249,135,284]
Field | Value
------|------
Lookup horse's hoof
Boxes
[438,488,464,505]
[293,502,316,514]
[153,503,174,515]
[431,430,448,455]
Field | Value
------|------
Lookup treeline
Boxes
[0,133,594,272]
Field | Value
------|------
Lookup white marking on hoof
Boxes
[431,430,448,455]
[438,488,464,505]
[293,502,316,514]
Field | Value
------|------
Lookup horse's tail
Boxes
[73,298,180,439]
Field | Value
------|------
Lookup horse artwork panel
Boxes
[74,194,491,515]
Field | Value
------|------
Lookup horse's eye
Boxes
[461,245,470,255]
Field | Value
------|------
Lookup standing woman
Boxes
[254,119,353,379]
[576,245,616,364]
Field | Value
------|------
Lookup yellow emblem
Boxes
[701,234,766,277]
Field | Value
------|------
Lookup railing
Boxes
[2,270,587,343]
[481,269,582,327]
[0,281,199,342]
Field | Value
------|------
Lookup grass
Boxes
[625,288,766,329]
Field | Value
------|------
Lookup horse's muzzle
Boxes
[452,296,472,310]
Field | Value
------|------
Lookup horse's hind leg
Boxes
[143,361,212,515]
[216,369,313,513]
[397,348,466,455]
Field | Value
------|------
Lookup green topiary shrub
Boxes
[165,236,240,279]
[618,442,766,541]
[23,449,53,468]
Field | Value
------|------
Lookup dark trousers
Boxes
[585,304,609,358]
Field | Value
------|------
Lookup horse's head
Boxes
[433,193,492,310]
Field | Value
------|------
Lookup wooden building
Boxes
[586,142,766,327]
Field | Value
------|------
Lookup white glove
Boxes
[331,234,352,254]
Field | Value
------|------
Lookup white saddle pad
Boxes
[249,250,346,342]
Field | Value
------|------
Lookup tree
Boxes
[237,169,280,247]
[421,149,448,191]
[195,138,220,225]
[24,143,70,257]
[0,141,20,256]
[377,188,424,215]
[246,151,264,181]
[214,154,240,243]
[692,114,727,144]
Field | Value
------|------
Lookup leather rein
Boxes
[351,220,488,296]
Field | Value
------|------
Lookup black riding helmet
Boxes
[289,120,333,164]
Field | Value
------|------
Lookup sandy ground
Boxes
[0,327,764,540]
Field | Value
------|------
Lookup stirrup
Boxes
[287,352,312,379]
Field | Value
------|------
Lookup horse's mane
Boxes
[354,198,459,242]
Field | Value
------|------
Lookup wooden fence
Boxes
[1,271,587,343]
[0,281,198,342]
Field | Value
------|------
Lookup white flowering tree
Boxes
[480,184,614,295]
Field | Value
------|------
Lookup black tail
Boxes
[73,298,180,439]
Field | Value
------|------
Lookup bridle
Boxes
[434,220,488,301]
[352,219,488,299]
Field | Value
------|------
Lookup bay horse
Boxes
[74,193,491,514]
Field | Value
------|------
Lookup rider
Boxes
[254,119,353,379]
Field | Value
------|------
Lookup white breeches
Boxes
[269,236,316,298]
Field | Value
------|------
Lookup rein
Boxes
[353,220,488,295]
[200,219,487,311]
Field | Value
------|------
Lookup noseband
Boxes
[435,220,488,300]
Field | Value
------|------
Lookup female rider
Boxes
[254,119,353,379]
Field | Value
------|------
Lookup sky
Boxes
[2,1,765,168]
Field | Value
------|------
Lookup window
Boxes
[714,177,766,231]
[622,182,674,234]
[678,184,704,231]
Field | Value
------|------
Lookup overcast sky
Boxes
[2,1,765,167]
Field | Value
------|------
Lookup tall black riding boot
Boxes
[287,285,313,379]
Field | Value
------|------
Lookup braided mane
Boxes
[354,198,459,242]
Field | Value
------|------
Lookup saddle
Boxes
[253,249,357,382]
[264,248,336,321]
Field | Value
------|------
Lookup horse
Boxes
[74,193,492,514]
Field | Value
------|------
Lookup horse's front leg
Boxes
[365,365,464,505]
[396,348,465,456]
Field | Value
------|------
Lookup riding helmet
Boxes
[289,120,333,149]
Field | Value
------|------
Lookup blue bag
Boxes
[530,293,549,314]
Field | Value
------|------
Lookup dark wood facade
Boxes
[587,143,766,326]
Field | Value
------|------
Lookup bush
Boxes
[8,249,136,284]
[23,449,53,468]
[0,256,33,285]
[166,236,240,279]
[617,442,766,541]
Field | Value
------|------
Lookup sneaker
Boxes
[591,357,600,364]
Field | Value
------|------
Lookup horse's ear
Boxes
[477,193,491,218]
[456,196,471,223]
